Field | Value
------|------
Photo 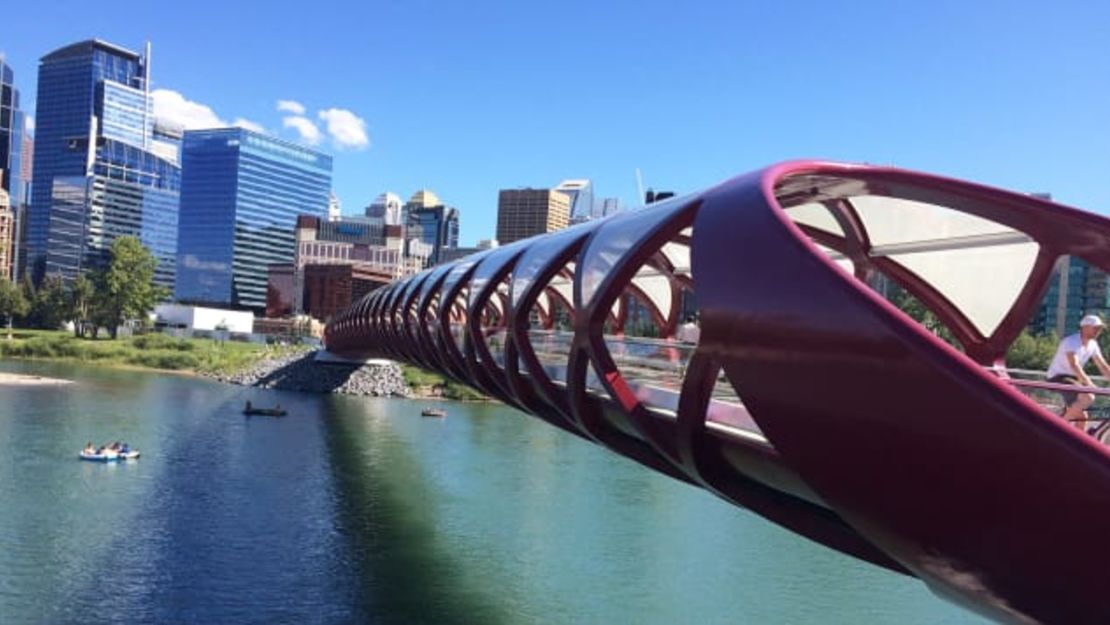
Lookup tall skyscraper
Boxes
[555,179,593,221]
[1,55,28,208]
[598,197,623,218]
[1029,255,1110,337]
[176,127,332,311]
[0,173,12,279]
[365,191,403,225]
[407,205,459,266]
[29,40,180,287]
[1,55,30,278]
[400,189,458,266]
[496,188,570,244]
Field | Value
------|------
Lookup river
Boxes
[0,360,985,624]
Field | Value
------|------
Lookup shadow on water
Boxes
[322,397,510,625]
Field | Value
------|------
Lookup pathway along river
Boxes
[0,360,985,624]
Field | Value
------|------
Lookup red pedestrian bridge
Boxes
[324,161,1110,624]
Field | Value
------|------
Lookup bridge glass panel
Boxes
[850,195,1019,247]
[661,241,691,277]
[510,222,596,308]
[785,202,845,237]
[848,194,1040,338]
[889,241,1040,337]
[579,193,694,308]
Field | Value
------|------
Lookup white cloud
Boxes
[151,89,224,130]
[233,118,266,134]
[318,108,369,150]
[25,116,35,133]
[152,89,267,135]
[282,116,321,145]
[277,100,306,115]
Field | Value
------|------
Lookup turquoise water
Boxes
[0,360,986,623]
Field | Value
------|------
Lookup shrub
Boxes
[443,382,486,401]
[125,350,200,370]
[131,333,195,352]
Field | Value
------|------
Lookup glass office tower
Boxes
[406,204,459,266]
[554,179,594,222]
[29,39,179,287]
[1,56,30,278]
[1029,256,1110,337]
[1,56,27,206]
[176,128,332,311]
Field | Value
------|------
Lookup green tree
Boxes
[0,277,29,339]
[1006,331,1059,371]
[33,274,70,330]
[890,285,959,347]
[16,271,36,328]
[68,274,95,338]
[94,237,168,339]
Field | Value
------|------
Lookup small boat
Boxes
[79,448,140,462]
[421,407,447,418]
[243,402,287,417]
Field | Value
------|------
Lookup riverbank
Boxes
[204,349,486,400]
[0,331,301,376]
[0,330,484,400]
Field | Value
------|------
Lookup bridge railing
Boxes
[994,368,1110,419]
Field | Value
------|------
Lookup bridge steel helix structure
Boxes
[325,160,1110,624]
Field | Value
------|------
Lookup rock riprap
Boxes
[204,351,411,397]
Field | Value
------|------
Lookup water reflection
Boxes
[323,397,511,624]
[0,360,984,624]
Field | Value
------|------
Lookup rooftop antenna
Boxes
[635,168,645,206]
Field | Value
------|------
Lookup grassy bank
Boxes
[401,364,487,401]
[0,330,304,376]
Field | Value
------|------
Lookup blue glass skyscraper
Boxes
[406,205,459,266]
[1,55,30,278]
[29,39,179,287]
[1,56,26,205]
[176,128,332,311]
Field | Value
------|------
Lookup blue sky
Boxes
[3,0,1109,245]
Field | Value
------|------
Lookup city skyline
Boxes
[2,1,1109,248]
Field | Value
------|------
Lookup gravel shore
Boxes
[0,372,73,385]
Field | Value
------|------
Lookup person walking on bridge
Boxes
[1046,314,1110,433]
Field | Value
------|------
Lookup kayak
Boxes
[79,449,140,462]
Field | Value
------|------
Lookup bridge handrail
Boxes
[990,367,1110,398]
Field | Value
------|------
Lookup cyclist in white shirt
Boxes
[1046,314,1110,432]
[676,316,700,345]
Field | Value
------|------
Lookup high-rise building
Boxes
[176,127,332,311]
[1029,255,1110,337]
[0,174,12,279]
[400,189,458,266]
[266,214,426,320]
[496,188,570,244]
[555,179,593,221]
[406,206,458,266]
[28,40,180,287]
[365,191,403,225]
[1,55,28,208]
[645,189,675,204]
[599,197,623,218]
[1,55,30,278]
[150,119,183,164]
